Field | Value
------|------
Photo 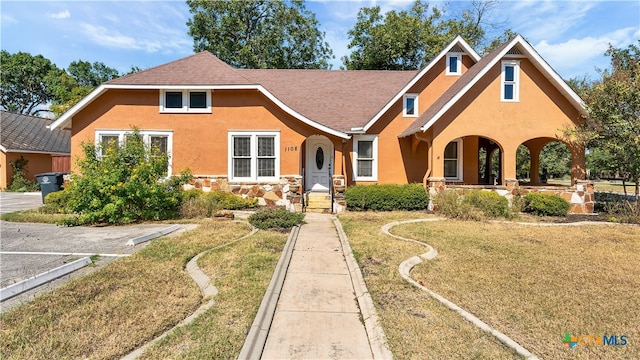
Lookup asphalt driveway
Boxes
[0,192,194,312]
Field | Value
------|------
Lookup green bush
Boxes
[179,190,257,218]
[523,193,570,216]
[7,156,39,192]
[40,189,73,214]
[62,130,191,225]
[248,207,305,230]
[462,190,510,218]
[344,184,428,211]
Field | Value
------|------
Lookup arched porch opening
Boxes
[477,137,502,185]
[520,137,576,185]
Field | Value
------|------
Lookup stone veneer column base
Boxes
[184,175,303,212]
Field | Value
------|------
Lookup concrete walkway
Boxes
[260,213,378,359]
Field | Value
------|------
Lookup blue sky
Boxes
[1,0,638,80]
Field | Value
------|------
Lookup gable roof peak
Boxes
[107,51,251,86]
[398,33,586,138]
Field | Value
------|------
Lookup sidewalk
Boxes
[259,213,378,359]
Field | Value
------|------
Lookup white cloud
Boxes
[48,10,71,19]
[499,1,597,42]
[534,27,639,78]
[1,13,18,25]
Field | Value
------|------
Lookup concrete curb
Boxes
[334,217,393,360]
[489,220,638,227]
[126,225,181,246]
[238,225,300,360]
[123,222,258,360]
[0,257,92,301]
[382,218,539,360]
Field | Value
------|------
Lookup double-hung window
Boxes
[446,53,462,75]
[353,135,378,181]
[444,139,462,181]
[403,94,418,117]
[160,90,211,113]
[229,131,280,181]
[501,60,520,102]
[95,130,173,175]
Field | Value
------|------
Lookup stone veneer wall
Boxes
[183,175,303,212]
[428,177,595,214]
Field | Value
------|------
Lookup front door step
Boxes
[305,192,332,213]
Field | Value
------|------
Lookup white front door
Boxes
[306,135,333,191]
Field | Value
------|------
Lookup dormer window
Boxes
[160,90,211,113]
[403,94,418,117]
[446,53,462,75]
[501,61,520,102]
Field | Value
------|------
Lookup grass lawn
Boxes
[340,212,640,359]
[0,220,287,359]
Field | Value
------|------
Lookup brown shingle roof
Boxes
[107,51,252,85]
[241,69,416,131]
[1,111,70,154]
[105,51,416,132]
[399,39,515,138]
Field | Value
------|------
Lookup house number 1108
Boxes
[284,146,298,152]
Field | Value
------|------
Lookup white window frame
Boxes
[228,131,280,182]
[501,60,520,102]
[95,130,173,175]
[353,134,378,181]
[159,90,212,113]
[403,94,418,117]
[444,138,463,182]
[446,53,462,76]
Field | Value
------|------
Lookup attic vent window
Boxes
[446,53,462,76]
[450,44,464,53]
[507,47,523,55]
[501,60,520,102]
[160,90,211,113]
[403,94,418,117]
[190,92,207,108]
[165,92,182,108]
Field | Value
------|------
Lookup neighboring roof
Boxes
[399,35,587,138]
[0,111,70,154]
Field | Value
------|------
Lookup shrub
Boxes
[179,190,257,218]
[434,191,485,220]
[344,184,428,211]
[7,156,39,192]
[523,193,570,216]
[462,190,510,218]
[249,207,305,230]
[594,192,640,224]
[40,189,73,214]
[62,130,191,225]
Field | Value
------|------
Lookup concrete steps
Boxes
[305,192,332,213]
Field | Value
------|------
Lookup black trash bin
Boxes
[35,172,66,204]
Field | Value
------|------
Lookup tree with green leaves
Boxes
[48,60,120,118]
[579,41,640,202]
[539,142,572,179]
[343,0,504,70]
[0,50,60,115]
[186,0,333,69]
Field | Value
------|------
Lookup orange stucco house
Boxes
[49,35,593,213]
